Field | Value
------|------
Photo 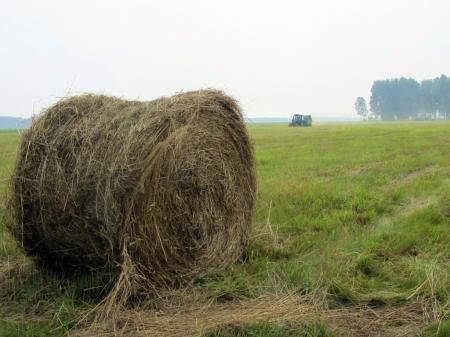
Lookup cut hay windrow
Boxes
[69,295,431,337]
[8,90,256,305]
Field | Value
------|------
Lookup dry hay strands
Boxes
[7,89,256,311]
[69,295,432,337]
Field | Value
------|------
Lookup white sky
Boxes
[2,0,450,118]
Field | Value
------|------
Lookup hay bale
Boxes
[8,90,256,295]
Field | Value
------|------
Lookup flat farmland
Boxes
[0,122,449,337]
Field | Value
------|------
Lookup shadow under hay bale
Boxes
[7,89,256,305]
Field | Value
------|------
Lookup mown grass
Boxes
[0,122,449,336]
[204,322,333,337]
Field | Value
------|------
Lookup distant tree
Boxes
[433,74,450,119]
[420,79,435,119]
[370,77,425,120]
[354,97,368,119]
[370,80,396,120]
[397,77,421,119]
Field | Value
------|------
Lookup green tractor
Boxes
[289,114,312,127]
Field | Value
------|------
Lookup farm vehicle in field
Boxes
[289,114,312,127]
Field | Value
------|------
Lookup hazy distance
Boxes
[2,0,450,118]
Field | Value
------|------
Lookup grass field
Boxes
[0,122,449,336]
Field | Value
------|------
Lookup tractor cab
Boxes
[289,114,312,127]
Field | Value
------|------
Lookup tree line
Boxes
[355,74,450,120]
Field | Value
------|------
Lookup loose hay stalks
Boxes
[0,260,438,337]
[7,90,256,309]
[69,294,432,337]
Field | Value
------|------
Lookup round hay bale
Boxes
[8,90,256,294]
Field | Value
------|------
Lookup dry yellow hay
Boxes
[8,89,256,305]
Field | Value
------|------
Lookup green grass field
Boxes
[0,122,449,337]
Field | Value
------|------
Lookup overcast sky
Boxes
[2,0,450,118]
